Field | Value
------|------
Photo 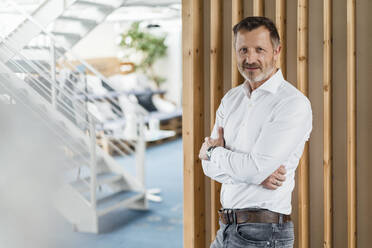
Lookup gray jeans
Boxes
[211,220,294,248]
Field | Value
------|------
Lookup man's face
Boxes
[235,26,280,84]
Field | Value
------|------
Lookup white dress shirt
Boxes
[202,69,312,215]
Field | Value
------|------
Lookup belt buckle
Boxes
[227,209,235,225]
[223,209,230,224]
[279,214,283,224]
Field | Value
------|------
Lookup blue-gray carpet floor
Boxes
[54,138,183,248]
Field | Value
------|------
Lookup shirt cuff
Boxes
[210,146,226,163]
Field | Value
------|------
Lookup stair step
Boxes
[58,16,97,26]
[97,190,145,216]
[23,45,66,54]
[5,60,50,73]
[52,31,81,41]
[75,0,115,10]
[71,172,123,191]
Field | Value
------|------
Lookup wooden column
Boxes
[253,0,265,16]
[182,0,205,247]
[297,0,309,247]
[323,0,333,247]
[210,0,224,242]
[275,0,286,77]
[347,0,357,247]
[231,0,244,88]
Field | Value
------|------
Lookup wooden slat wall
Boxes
[210,0,224,242]
[297,1,310,247]
[183,0,367,247]
[182,0,205,247]
[253,0,265,16]
[346,0,357,247]
[323,0,333,247]
[231,0,244,88]
[275,0,286,78]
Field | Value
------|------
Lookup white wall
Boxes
[72,19,182,106]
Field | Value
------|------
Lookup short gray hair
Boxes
[233,16,280,48]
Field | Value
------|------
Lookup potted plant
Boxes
[119,21,168,88]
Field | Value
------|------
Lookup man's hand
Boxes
[260,165,286,190]
[206,127,225,147]
[199,127,225,160]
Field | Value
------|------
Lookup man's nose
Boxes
[244,50,258,64]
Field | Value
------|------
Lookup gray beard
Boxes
[239,65,275,84]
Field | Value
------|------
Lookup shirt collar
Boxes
[243,69,284,97]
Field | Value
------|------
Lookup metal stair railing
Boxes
[0,41,147,209]
[5,0,148,148]
[0,65,98,207]
[0,36,137,158]
[1,1,151,200]
[0,73,88,171]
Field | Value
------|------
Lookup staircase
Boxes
[1,0,126,60]
[0,6,150,233]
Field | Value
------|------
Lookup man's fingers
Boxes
[277,165,287,174]
[271,177,282,186]
[275,174,286,182]
[261,175,281,190]
[262,181,278,190]
[198,141,209,160]
[263,184,278,190]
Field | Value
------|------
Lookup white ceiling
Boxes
[0,0,181,30]
[124,0,180,7]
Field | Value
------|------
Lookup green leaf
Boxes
[119,21,168,87]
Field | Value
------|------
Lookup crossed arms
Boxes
[199,96,312,190]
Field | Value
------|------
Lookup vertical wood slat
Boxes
[210,0,224,242]
[182,0,205,247]
[347,0,357,247]
[253,0,265,16]
[231,0,244,88]
[275,0,286,78]
[297,0,310,247]
[323,0,333,247]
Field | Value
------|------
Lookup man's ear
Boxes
[273,44,281,62]
[274,45,281,57]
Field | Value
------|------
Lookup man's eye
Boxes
[256,47,264,53]
[240,48,247,54]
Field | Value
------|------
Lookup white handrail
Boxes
[1,44,135,156]
[0,73,91,168]
[5,0,148,116]
[0,41,96,126]
[3,0,143,157]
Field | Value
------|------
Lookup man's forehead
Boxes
[236,27,271,46]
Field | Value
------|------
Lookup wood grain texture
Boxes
[323,0,333,247]
[275,0,286,77]
[297,0,309,247]
[210,0,224,242]
[347,0,357,247]
[231,0,244,87]
[253,0,265,16]
[182,0,206,247]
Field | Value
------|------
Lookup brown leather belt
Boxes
[218,208,291,225]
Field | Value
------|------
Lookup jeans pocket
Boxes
[276,221,295,241]
[275,238,294,248]
[235,223,271,247]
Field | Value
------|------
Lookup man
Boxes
[199,17,312,248]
